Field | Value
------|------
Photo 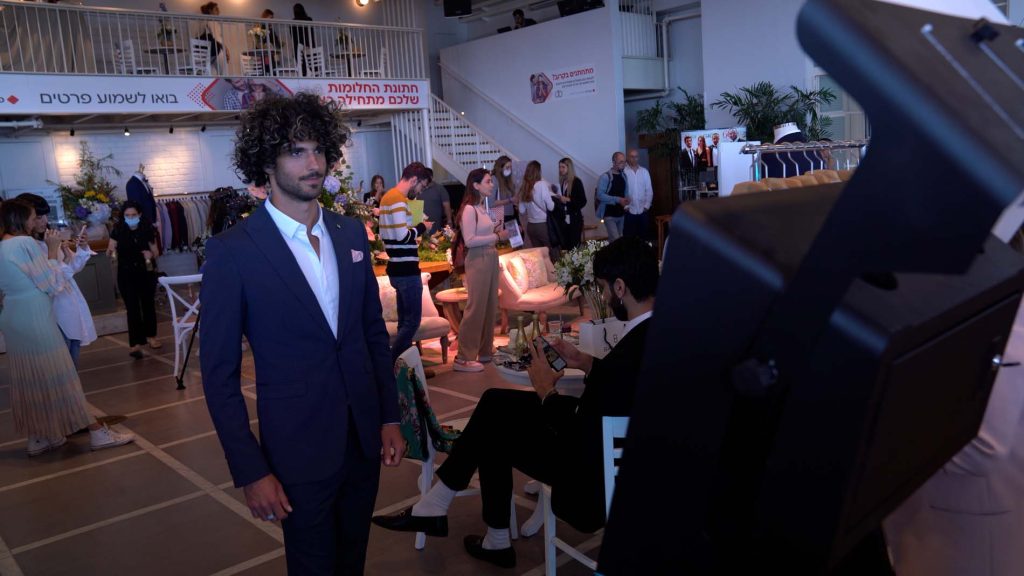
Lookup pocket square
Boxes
[351,249,364,263]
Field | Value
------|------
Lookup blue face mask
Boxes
[125,217,140,228]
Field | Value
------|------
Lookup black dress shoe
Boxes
[371,507,448,537]
[463,535,516,569]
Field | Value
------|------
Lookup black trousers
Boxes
[623,210,651,241]
[436,388,559,529]
[281,416,380,575]
[118,267,157,347]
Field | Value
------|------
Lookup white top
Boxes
[623,165,653,215]
[265,198,340,338]
[519,180,555,224]
[40,240,97,345]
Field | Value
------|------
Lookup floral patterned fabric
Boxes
[395,360,461,462]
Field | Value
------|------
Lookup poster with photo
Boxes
[679,126,747,192]
[529,63,597,104]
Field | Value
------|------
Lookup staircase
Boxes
[391,94,515,184]
[428,94,515,182]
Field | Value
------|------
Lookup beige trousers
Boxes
[458,245,499,361]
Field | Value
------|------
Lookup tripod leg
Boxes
[177,311,200,390]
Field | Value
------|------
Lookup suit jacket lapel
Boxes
[324,211,352,342]
[245,205,335,338]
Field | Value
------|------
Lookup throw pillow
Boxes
[379,285,399,322]
[520,251,549,289]
[506,257,530,295]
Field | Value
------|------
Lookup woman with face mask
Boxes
[107,200,161,358]
[491,156,519,224]
[453,168,510,373]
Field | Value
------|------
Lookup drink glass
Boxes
[547,320,563,339]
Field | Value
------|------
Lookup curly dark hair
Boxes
[232,91,349,187]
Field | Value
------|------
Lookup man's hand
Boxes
[243,473,292,522]
[381,424,405,467]
[527,338,563,401]
[549,338,593,373]
[618,197,631,206]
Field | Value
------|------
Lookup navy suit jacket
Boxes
[200,205,399,488]
[125,175,157,224]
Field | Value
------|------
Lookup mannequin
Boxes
[126,164,159,247]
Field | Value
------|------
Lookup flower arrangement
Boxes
[156,21,177,46]
[248,25,268,40]
[317,163,384,255]
[53,142,121,228]
[554,240,609,320]
[418,226,454,263]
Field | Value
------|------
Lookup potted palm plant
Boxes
[710,81,836,143]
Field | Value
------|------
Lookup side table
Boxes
[435,287,468,334]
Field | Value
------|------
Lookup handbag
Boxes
[452,206,478,274]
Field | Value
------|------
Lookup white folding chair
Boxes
[302,46,331,78]
[241,54,265,77]
[520,416,629,575]
[158,274,202,389]
[274,44,301,77]
[114,40,157,75]
[395,346,518,550]
[177,38,211,75]
[360,46,389,78]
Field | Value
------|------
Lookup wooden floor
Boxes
[0,302,600,575]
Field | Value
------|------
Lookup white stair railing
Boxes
[424,93,515,183]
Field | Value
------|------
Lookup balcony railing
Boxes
[0,1,425,79]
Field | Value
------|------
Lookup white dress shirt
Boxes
[623,310,653,338]
[265,198,340,338]
[623,165,653,215]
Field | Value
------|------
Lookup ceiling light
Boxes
[356,0,370,6]
[123,126,130,136]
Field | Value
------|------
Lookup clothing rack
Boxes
[155,192,211,201]
[742,138,870,179]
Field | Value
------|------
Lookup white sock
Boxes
[481,527,511,550]
[411,481,457,517]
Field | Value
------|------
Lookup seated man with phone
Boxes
[373,236,657,569]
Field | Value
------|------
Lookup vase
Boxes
[84,216,109,243]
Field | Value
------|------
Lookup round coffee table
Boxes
[435,287,468,334]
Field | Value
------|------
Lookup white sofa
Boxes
[497,247,578,333]
[377,272,451,363]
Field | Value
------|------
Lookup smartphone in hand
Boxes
[534,335,567,371]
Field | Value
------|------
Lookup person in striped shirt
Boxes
[379,162,431,363]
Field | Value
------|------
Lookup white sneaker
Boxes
[453,359,484,373]
[90,425,135,451]
[27,436,68,457]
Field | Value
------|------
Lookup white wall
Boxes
[440,6,624,221]
[624,12,703,154]
[419,2,469,96]
[700,0,812,128]
[0,123,396,200]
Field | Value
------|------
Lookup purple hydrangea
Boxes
[323,175,341,194]
[74,205,90,219]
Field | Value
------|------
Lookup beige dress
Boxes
[0,237,92,438]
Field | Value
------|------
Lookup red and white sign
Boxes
[0,75,430,113]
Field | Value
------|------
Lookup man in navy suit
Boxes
[201,92,404,575]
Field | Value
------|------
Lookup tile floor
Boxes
[0,302,600,575]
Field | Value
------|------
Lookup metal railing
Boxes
[620,0,658,58]
[0,0,425,79]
